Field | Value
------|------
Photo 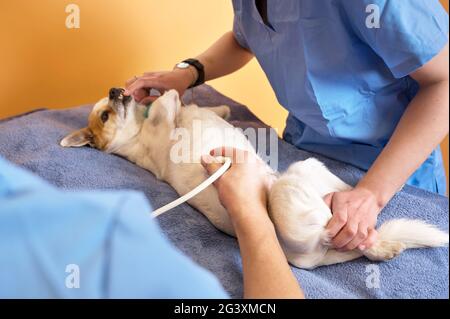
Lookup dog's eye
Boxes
[101,111,109,123]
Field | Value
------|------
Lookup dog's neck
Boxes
[142,103,151,118]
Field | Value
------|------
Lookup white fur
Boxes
[64,90,449,269]
[107,90,256,235]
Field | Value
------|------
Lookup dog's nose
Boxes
[109,88,123,100]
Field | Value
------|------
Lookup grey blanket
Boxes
[0,85,448,298]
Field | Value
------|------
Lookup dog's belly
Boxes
[162,113,258,236]
[165,118,257,236]
[179,114,256,164]
[166,162,235,236]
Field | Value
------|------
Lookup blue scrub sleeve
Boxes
[341,0,449,78]
[0,157,228,298]
[232,12,250,50]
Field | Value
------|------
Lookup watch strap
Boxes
[182,58,205,88]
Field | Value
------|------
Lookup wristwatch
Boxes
[175,58,205,88]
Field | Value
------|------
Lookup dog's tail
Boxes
[377,218,449,249]
[362,219,448,261]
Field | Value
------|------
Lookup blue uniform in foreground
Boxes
[232,0,449,194]
[0,157,227,298]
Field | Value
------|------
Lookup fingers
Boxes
[125,73,158,98]
[342,223,369,251]
[340,200,376,250]
[124,76,162,96]
[358,228,378,250]
[140,96,159,105]
[125,75,138,87]
[325,193,348,238]
[323,193,333,207]
[133,88,149,102]
[209,146,239,159]
[332,219,359,249]
[201,154,224,176]
[209,147,252,164]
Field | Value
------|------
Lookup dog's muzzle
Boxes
[109,87,132,105]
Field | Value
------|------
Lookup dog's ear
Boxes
[149,89,181,126]
[60,127,93,147]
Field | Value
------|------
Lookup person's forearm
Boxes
[358,79,449,206]
[232,204,304,299]
[195,31,254,81]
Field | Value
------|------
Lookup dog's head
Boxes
[60,88,181,153]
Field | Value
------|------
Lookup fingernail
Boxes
[359,245,366,250]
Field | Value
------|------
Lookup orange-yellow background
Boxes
[0,0,448,191]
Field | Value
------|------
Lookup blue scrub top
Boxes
[232,0,449,194]
[0,157,228,298]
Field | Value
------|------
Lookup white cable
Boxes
[151,157,232,218]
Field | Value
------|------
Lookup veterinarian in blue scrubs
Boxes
[0,156,227,298]
[125,0,449,252]
[236,0,449,191]
[0,155,303,298]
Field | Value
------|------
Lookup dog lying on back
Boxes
[61,88,448,269]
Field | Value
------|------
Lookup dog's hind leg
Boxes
[316,249,363,267]
[314,239,407,267]
[362,240,406,261]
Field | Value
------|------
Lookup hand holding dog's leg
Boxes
[324,188,380,251]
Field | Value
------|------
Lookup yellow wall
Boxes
[0,0,448,191]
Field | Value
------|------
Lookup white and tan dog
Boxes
[61,88,448,269]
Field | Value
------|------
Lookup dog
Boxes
[61,88,449,269]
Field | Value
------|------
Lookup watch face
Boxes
[177,62,190,69]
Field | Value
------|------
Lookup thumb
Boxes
[323,193,334,208]
[140,96,159,105]
[201,154,223,175]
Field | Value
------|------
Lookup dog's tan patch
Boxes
[87,100,118,150]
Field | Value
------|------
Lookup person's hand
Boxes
[124,68,197,104]
[201,147,274,227]
[203,147,304,299]
[324,187,381,251]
